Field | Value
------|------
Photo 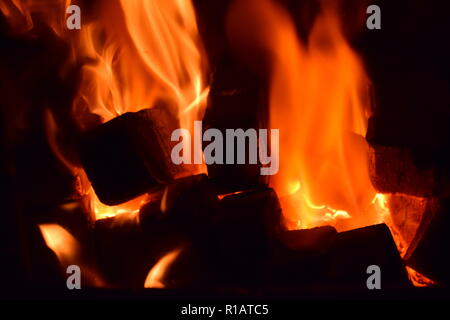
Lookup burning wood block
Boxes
[279,226,337,254]
[141,174,289,289]
[328,224,410,289]
[387,193,435,254]
[215,188,282,252]
[359,1,450,197]
[203,188,283,287]
[136,174,220,288]
[139,174,220,235]
[154,188,283,289]
[202,58,269,193]
[94,210,185,288]
[79,104,185,205]
[355,1,450,202]
[267,226,337,287]
[95,174,218,288]
[144,186,346,289]
[368,145,438,197]
[405,198,450,285]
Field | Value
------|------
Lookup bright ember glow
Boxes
[406,267,436,287]
[90,191,148,220]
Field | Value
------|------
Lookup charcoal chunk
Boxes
[329,224,410,289]
[79,104,184,205]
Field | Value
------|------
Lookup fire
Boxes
[1,0,209,220]
[74,0,209,125]
[39,223,106,286]
[90,191,148,220]
[0,0,69,35]
[406,267,436,287]
[227,0,378,231]
[39,224,80,266]
[73,0,209,218]
[144,247,182,289]
[268,5,378,231]
[3,0,434,289]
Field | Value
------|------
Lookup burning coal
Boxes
[0,0,440,292]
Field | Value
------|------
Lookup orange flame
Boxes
[1,0,209,219]
[39,223,106,287]
[144,247,182,289]
[227,0,379,231]
[73,0,209,218]
[39,224,80,266]
[406,266,436,287]
[0,0,70,35]
[74,0,209,124]
[270,5,378,231]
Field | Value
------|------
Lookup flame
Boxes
[74,0,209,124]
[406,266,436,287]
[2,0,209,219]
[144,247,182,289]
[227,0,378,231]
[0,0,70,35]
[39,223,106,287]
[39,224,80,266]
[89,191,148,220]
[269,5,377,231]
[74,0,209,218]
[2,0,436,289]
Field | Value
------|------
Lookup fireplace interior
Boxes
[1,0,450,298]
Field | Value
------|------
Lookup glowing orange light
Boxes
[144,247,183,288]
[39,224,80,266]
[226,0,379,231]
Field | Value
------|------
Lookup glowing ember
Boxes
[4,0,436,290]
[406,267,436,287]
[90,190,149,220]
